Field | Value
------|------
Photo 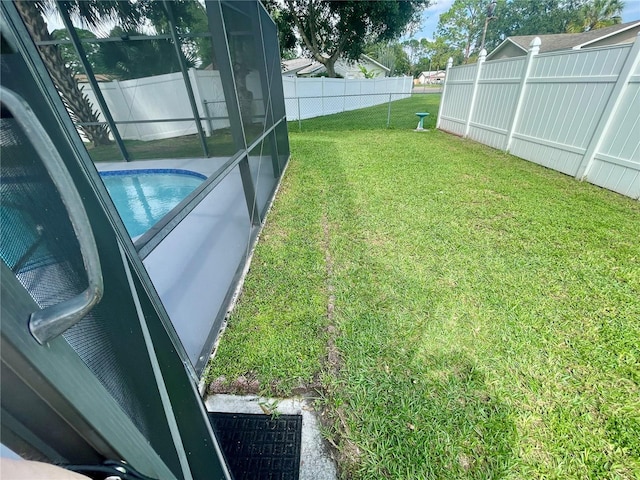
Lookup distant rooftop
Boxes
[487,20,640,60]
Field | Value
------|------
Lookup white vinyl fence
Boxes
[438,34,640,199]
[81,69,261,142]
[81,71,413,141]
[282,76,413,120]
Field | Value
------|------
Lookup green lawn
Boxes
[205,95,640,479]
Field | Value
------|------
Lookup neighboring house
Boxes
[281,54,390,78]
[280,58,314,77]
[487,20,640,61]
[417,70,446,84]
[74,73,115,82]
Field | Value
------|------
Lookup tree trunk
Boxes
[14,1,112,147]
[324,58,337,78]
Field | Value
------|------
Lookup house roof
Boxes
[281,54,390,76]
[75,73,115,82]
[418,70,445,77]
[487,20,640,60]
[281,58,316,75]
[361,54,391,73]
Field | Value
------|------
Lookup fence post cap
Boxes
[529,37,542,52]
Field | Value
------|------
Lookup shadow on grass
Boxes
[209,125,639,477]
[298,137,517,479]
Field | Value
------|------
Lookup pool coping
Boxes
[99,168,207,181]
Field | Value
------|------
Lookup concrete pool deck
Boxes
[95,156,280,370]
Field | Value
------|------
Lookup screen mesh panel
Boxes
[0,108,151,439]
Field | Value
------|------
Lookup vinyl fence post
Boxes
[464,49,486,138]
[343,79,347,113]
[321,76,325,116]
[202,100,212,136]
[575,32,640,180]
[295,76,302,131]
[436,57,454,130]
[189,68,209,137]
[387,92,392,128]
[504,37,540,151]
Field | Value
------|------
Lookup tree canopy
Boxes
[366,42,412,76]
[51,28,101,76]
[433,0,626,64]
[94,28,198,80]
[279,0,430,77]
[15,0,213,146]
[567,0,625,32]
[436,0,489,62]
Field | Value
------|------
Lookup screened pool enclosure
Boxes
[1,0,288,477]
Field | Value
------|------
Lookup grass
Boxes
[290,92,439,132]
[205,95,640,479]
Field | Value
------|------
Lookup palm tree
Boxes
[14,1,212,146]
[567,0,625,33]
[13,1,140,146]
[97,27,198,80]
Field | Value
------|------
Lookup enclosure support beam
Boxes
[163,1,209,158]
[206,0,261,226]
[56,1,130,161]
[253,3,281,178]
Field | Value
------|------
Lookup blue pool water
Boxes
[100,169,206,238]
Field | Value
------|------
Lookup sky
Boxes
[412,0,640,41]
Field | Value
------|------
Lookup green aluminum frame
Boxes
[19,0,290,373]
[1,4,233,476]
[1,0,291,474]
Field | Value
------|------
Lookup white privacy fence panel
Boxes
[438,34,640,199]
[81,72,413,139]
[588,70,640,196]
[438,63,477,135]
[190,70,229,133]
[282,76,413,121]
[510,47,627,175]
[470,58,525,149]
[91,72,198,141]
[81,69,264,141]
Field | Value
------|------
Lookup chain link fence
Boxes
[286,89,443,131]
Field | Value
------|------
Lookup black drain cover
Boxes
[208,412,302,480]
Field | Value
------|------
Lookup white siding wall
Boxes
[438,36,640,199]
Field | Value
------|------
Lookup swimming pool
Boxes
[100,169,206,238]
